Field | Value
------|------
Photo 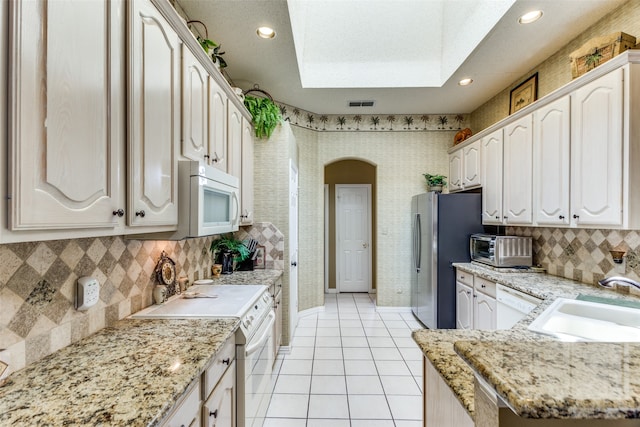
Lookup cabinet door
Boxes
[8,0,123,230]
[533,96,571,226]
[227,102,243,180]
[503,114,533,225]
[273,287,282,363]
[474,292,496,330]
[425,358,473,427]
[203,361,235,427]
[181,45,208,162]
[448,150,463,192]
[480,129,504,224]
[128,0,180,226]
[209,77,228,171]
[571,68,624,227]
[456,282,473,330]
[462,140,481,189]
[240,117,255,225]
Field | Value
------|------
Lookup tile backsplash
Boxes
[508,226,640,286]
[0,222,283,372]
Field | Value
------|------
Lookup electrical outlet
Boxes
[76,277,100,311]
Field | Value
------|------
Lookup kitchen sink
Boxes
[527,297,640,342]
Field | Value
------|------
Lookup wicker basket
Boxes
[570,32,636,79]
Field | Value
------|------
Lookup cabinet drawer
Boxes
[202,336,236,398]
[474,276,496,298]
[160,379,200,427]
[456,270,473,287]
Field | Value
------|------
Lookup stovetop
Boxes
[130,284,269,319]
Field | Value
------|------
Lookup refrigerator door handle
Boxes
[415,213,422,272]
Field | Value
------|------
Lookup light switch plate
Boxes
[76,277,100,311]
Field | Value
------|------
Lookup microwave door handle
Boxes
[232,191,240,226]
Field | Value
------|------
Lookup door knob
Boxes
[362,242,369,249]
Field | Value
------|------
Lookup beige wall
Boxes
[325,160,378,291]
[471,0,640,132]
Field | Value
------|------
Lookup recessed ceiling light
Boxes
[518,10,543,24]
[458,78,473,86]
[257,26,276,39]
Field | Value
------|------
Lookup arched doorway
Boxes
[325,159,377,293]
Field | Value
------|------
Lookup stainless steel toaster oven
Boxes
[470,234,532,267]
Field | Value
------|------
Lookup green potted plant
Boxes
[423,173,447,192]
[188,20,227,70]
[210,234,250,274]
[243,95,282,139]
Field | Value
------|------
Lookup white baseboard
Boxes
[298,306,325,319]
[325,289,338,294]
[277,345,292,355]
[374,305,412,313]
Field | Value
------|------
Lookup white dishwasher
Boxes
[496,284,542,329]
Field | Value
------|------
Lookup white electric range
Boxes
[131,284,275,427]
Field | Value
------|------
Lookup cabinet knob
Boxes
[291,261,298,267]
[559,215,565,220]
[222,358,230,365]
[481,284,486,288]
[112,209,124,217]
[573,214,579,219]
[209,409,218,418]
[204,154,210,160]
[135,210,146,218]
[460,275,465,279]
[503,216,507,219]
[495,216,499,219]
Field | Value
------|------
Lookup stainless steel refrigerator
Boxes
[411,192,483,329]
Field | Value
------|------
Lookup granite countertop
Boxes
[0,318,239,426]
[208,269,283,287]
[412,262,640,420]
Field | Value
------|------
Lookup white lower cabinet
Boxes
[424,357,473,427]
[271,278,283,362]
[456,270,497,330]
[203,360,236,427]
[159,335,236,427]
[161,380,201,427]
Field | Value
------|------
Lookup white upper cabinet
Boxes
[240,117,255,226]
[181,45,208,163]
[8,0,124,231]
[448,150,463,192]
[481,129,503,224]
[503,114,533,225]
[128,0,180,227]
[227,101,243,180]
[209,77,229,172]
[448,140,480,193]
[462,141,481,189]
[571,68,623,227]
[533,96,571,226]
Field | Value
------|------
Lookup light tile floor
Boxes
[265,293,424,427]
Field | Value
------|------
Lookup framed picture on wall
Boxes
[509,73,538,114]
[253,246,266,269]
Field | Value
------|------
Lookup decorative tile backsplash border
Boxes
[0,222,283,372]
[274,102,470,133]
[507,226,640,286]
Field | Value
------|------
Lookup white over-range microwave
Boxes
[176,160,240,238]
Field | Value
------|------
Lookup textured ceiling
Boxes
[177,0,628,114]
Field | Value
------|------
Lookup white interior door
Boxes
[336,185,371,293]
[289,161,299,341]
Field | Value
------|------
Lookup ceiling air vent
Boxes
[348,100,375,107]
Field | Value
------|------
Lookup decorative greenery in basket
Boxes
[209,234,250,264]
[423,173,447,191]
[188,20,227,69]
[243,95,282,139]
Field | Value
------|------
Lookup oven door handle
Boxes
[245,310,276,357]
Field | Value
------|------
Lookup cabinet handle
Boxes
[222,358,230,365]
[135,210,146,218]
[112,209,124,217]
[573,214,579,219]
[209,409,218,418]
[559,215,565,220]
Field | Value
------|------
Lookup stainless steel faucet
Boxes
[598,276,640,290]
